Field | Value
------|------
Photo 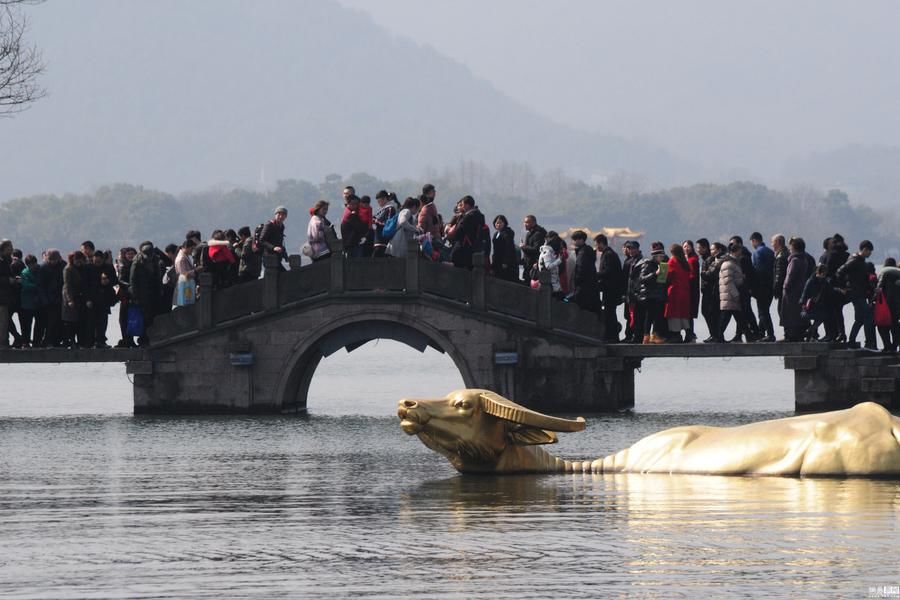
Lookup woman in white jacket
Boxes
[387,197,423,258]
[538,233,563,297]
[306,200,333,261]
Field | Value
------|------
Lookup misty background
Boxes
[2,0,899,252]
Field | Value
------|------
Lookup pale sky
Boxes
[338,0,900,174]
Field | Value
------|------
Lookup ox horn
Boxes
[479,391,586,432]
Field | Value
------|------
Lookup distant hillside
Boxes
[0,0,694,201]
[781,144,900,210]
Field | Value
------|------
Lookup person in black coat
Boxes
[130,242,163,347]
[259,206,288,266]
[340,196,369,258]
[595,234,623,342]
[519,215,546,284]
[836,240,876,349]
[490,215,518,282]
[570,231,599,314]
[88,251,119,348]
[729,235,760,340]
[449,196,485,270]
[38,249,65,347]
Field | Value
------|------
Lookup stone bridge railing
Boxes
[150,238,604,343]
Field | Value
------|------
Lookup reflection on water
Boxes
[0,342,898,597]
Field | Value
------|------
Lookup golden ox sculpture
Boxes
[397,389,900,476]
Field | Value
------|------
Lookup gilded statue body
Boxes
[397,389,900,476]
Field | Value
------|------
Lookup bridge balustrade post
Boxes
[198,272,214,330]
[536,269,552,329]
[405,238,420,294]
[263,254,281,311]
[471,252,486,311]
[328,237,345,294]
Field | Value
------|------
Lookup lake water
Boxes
[1,333,898,597]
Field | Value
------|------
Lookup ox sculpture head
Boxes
[397,389,585,474]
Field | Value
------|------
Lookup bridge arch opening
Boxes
[277,317,474,414]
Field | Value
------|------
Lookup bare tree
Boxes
[0,0,45,117]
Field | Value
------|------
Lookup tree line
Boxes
[2,164,898,257]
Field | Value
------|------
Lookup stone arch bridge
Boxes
[124,242,899,414]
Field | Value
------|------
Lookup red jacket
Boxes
[664,257,692,319]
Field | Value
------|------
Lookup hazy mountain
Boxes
[781,144,900,210]
[0,0,695,202]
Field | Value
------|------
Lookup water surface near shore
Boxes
[0,342,897,598]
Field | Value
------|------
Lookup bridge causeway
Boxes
[2,238,898,414]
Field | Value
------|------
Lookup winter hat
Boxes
[274,206,288,216]
[651,241,665,256]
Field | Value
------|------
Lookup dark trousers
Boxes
[701,296,720,339]
[635,299,663,337]
[32,307,46,346]
[877,323,900,351]
[80,307,96,347]
[754,293,775,337]
[719,309,749,341]
[600,294,620,342]
[119,301,135,346]
[94,308,109,346]
[44,303,63,346]
[740,289,759,335]
[18,309,35,345]
[849,296,875,347]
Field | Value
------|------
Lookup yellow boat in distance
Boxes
[558,226,643,248]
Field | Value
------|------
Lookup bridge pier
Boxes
[785,350,900,412]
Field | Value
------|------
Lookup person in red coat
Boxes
[665,243,693,342]
[683,240,701,341]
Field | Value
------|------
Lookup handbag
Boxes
[175,275,196,307]
[873,289,893,328]
[126,305,145,337]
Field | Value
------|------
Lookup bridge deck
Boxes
[0,342,847,364]
[0,348,144,363]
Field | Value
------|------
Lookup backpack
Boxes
[381,213,399,241]
[251,223,265,253]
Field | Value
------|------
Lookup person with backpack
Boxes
[259,206,288,268]
[386,197,422,258]
[237,226,261,282]
[372,191,397,258]
[519,215,546,285]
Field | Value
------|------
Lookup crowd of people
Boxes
[2,183,899,353]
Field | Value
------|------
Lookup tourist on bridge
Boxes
[634,243,666,344]
[875,257,900,353]
[17,255,41,348]
[622,240,643,343]
[772,234,788,332]
[490,215,518,282]
[417,184,442,244]
[39,249,66,348]
[130,242,163,347]
[386,197,422,259]
[340,195,368,258]
[682,239,700,342]
[371,192,396,259]
[114,247,137,348]
[700,242,725,343]
[749,232,776,342]
[0,240,13,348]
[358,196,374,257]
[781,237,810,342]
[90,250,119,348]
[536,232,563,299]
[306,200,334,262]
[174,239,199,306]
[259,206,288,266]
[665,243,692,343]
[62,251,89,348]
[837,240,877,350]
[237,226,262,282]
[822,233,850,342]
[569,230,599,314]
[448,196,485,270]
[595,234,623,343]
[716,242,749,343]
[729,235,759,341]
[800,264,837,342]
[519,215,546,285]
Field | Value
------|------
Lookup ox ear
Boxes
[507,425,558,446]
[479,391,586,433]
